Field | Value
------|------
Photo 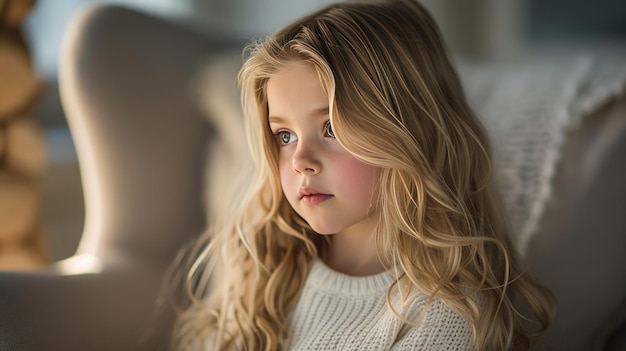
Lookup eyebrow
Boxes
[268,106,329,124]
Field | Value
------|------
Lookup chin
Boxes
[306,222,339,236]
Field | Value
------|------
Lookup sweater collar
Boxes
[307,260,395,296]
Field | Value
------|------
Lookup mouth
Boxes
[299,187,333,205]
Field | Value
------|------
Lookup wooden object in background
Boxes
[0,0,36,29]
[0,125,4,157]
[4,115,45,177]
[0,170,39,243]
[0,37,41,119]
[0,0,48,270]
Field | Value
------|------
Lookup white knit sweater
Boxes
[285,260,473,350]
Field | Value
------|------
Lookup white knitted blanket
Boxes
[457,53,626,254]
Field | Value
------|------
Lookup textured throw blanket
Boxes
[457,53,626,254]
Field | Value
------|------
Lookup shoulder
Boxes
[391,297,474,351]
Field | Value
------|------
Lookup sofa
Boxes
[0,4,624,350]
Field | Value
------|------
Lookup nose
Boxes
[292,140,322,175]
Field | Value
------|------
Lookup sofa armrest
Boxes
[0,264,170,351]
[1,4,243,350]
[58,3,220,263]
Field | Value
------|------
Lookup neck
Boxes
[324,230,385,276]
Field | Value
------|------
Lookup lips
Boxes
[299,187,333,205]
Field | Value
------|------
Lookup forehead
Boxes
[266,63,329,120]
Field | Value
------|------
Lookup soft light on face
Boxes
[266,62,381,237]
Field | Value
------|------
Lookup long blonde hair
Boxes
[174,0,555,350]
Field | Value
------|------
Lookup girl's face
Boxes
[267,63,381,238]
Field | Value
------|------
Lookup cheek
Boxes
[278,154,296,197]
[335,154,381,202]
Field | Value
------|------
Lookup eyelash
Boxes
[273,120,336,146]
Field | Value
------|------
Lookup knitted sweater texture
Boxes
[285,261,473,350]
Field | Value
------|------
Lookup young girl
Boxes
[174,0,555,349]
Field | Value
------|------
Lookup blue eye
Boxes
[277,131,297,145]
[324,121,335,138]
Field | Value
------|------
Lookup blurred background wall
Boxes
[11,0,626,267]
